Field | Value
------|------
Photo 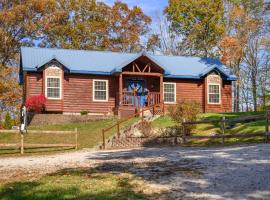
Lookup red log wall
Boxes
[25,72,232,114]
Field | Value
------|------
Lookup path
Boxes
[1,143,270,199]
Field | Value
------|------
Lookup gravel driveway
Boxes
[1,143,270,200]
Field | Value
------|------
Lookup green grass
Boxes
[152,112,267,146]
[0,117,138,155]
[0,169,158,200]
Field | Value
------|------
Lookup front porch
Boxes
[116,57,165,118]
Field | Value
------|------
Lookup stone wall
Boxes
[107,137,184,149]
[29,114,113,126]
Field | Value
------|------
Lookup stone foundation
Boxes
[29,113,112,126]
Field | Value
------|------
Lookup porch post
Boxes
[119,73,123,106]
[160,74,164,104]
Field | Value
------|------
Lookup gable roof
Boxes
[20,47,237,80]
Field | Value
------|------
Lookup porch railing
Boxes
[120,91,161,107]
[147,92,160,106]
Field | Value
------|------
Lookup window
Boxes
[46,77,61,99]
[208,84,220,104]
[93,80,108,102]
[164,83,176,103]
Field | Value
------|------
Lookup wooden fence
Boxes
[102,104,164,149]
[0,128,78,154]
[182,112,269,144]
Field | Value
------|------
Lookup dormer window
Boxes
[44,64,62,100]
[207,72,221,104]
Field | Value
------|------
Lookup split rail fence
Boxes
[182,111,270,144]
[0,128,78,154]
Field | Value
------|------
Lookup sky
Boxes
[100,0,168,19]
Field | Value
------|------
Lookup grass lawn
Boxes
[0,117,138,155]
[152,112,267,146]
[0,169,159,200]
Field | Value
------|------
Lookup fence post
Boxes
[265,111,269,141]
[117,122,120,138]
[75,128,78,150]
[182,119,186,144]
[153,106,155,116]
[221,116,225,145]
[102,129,105,149]
[20,133,24,154]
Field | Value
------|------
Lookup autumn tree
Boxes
[41,1,151,52]
[108,1,151,52]
[40,0,110,50]
[220,0,267,111]
[165,0,225,57]
[0,65,21,116]
[0,0,59,118]
[0,0,58,65]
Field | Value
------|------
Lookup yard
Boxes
[152,111,267,146]
[0,117,138,155]
[0,112,267,155]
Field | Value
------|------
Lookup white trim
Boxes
[93,79,109,102]
[207,83,221,104]
[45,76,62,100]
[163,82,176,104]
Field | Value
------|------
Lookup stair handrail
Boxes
[101,102,165,149]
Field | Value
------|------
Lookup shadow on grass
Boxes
[0,168,161,200]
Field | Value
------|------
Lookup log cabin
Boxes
[20,47,237,118]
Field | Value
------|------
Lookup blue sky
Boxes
[100,0,168,18]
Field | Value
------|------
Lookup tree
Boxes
[148,15,183,55]
[0,66,21,116]
[220,0,267,111]
[0,0,59,118]
[108,1,151,52]
[0,0,58,65]
[41,1,151,52]
[40,0,110,50]
[3,112,12,129]
[146,34,160,53]
[165,0,225,57]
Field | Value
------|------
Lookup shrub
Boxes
[168,100,201,135]
[26,94,46,113]
[80,110,89,115]
[3,112,12,129]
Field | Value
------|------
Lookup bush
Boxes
[80,110,89,115]
[26,94,46,113]
[3,112,12,129]
[168,100,201,135]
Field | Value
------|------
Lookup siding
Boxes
[164,78,205,111]
[63,74,117,114]
[205,80,232,113]
[163,78,232,113]
[26,72,63,112]
[26,72,232,114]
[26,72,43,96]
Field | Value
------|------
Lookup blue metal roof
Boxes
[20,47,237,80]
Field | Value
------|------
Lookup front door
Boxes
[126,79,146,107]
